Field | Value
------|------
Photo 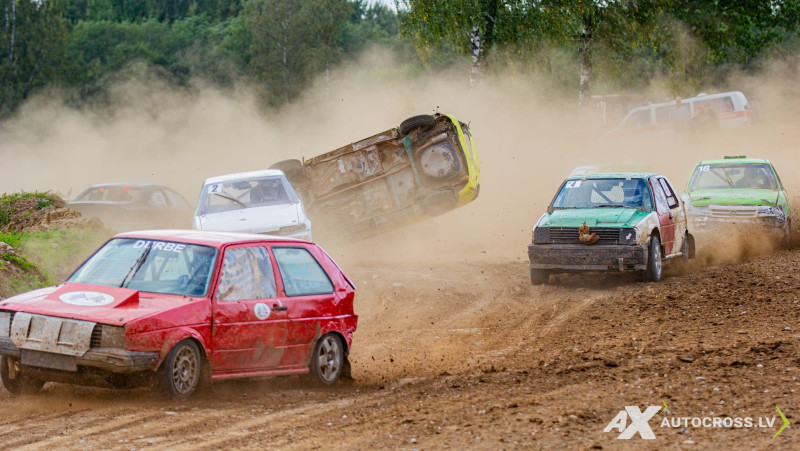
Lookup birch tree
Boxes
[1,0,69,115]
[399,0,502,86]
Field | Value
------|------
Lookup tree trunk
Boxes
[468,0,498,88]
[578,16,593,110]
[469,25,482,87]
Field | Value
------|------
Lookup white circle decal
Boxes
[254,303,271,320]
[59,291,116,306]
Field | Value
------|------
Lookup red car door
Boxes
[271,245,337,368]
[650,178,676,254]
[210,245,288,373]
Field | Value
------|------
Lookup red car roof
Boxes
[113,229,308,248]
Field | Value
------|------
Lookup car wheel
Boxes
[399,115,436,136]
[0,356,44,395]
[308,334,344,386]
[781,220,791,248]
[643,235,663,282]
[530,268,549,285]
[160,340,201,399]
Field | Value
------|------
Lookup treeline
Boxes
[0,0,403,117]
[2,0,800,118]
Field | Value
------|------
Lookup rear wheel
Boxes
[308,334,344,386]
[530,268,550,285]
[399,115,436,136]
[0,356,44,395]
[643,235,663,282]
[159,340,201,399]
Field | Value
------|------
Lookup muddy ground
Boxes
[0,247,797,449]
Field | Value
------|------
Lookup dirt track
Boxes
[1,248,798,449]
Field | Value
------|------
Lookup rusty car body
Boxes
[528,172,695,284]
[0,230,357,398]
[271,113,480,236]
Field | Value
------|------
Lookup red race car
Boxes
[0,230,357,398]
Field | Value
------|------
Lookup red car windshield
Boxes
[68,238,218,297]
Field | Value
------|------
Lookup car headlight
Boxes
[532,226,550,244]
[618,228,637,245]
[279,224,308,235]
[0,311,11,337]
[757,206,785,218]
[92,324,126,348]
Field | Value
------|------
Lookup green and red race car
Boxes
[682,156,791,247]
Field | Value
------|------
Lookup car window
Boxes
[148,190,168,207]
[198,176,297,215]
[76,186,142,202]
[68,238,218,297]
[688,164,777,190]
[273,247,333,297]
[695,97,735,113]
[551,178,653,210]
[165,188,189,208]
[623,110,651,128]
[216,247,277,301]
[655,105,675,124]
[651,181,670,215]
[658,178,680,209]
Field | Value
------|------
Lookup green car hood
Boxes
[539,208,650,228]
[686,189,779,207]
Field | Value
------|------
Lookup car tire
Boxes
[530,268,549,285]
[643,235,663,282]
[159,340,202,399]
[269,159,305,184]
[0,356,44,395]
[781,220,791,248]
[307,334,345,386]
[399,115,436,136]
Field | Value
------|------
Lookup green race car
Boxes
[682,156,791,247]
[528,172,695,284]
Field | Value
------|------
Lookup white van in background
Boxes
[193,169,312,240]
[601,91,752,140]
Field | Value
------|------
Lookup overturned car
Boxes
[528,172,695,284]
[271,113,480,236]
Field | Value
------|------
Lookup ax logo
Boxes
[603,406,661,440]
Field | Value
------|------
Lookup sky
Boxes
[370,0,398,10]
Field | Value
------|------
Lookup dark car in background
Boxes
[68,183,192,231]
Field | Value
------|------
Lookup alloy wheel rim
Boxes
[317,337,341,382]
[172,346,198,395]
[654,243,662,277]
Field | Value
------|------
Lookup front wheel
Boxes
[308,334,345,386]
[0,356,44,395]
[159,340,202,399]
[643,235,663,282]
[399,115,436,136]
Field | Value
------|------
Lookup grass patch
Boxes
[21,228,112,282]
[0,191,63,227]
[0,231,25,248]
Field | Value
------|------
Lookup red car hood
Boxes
[0,282,198,326]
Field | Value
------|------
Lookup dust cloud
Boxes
[1,49,799,267]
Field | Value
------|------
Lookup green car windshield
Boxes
[68,238,218,297]
[552,178,653,210]
[688,163,777,190]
